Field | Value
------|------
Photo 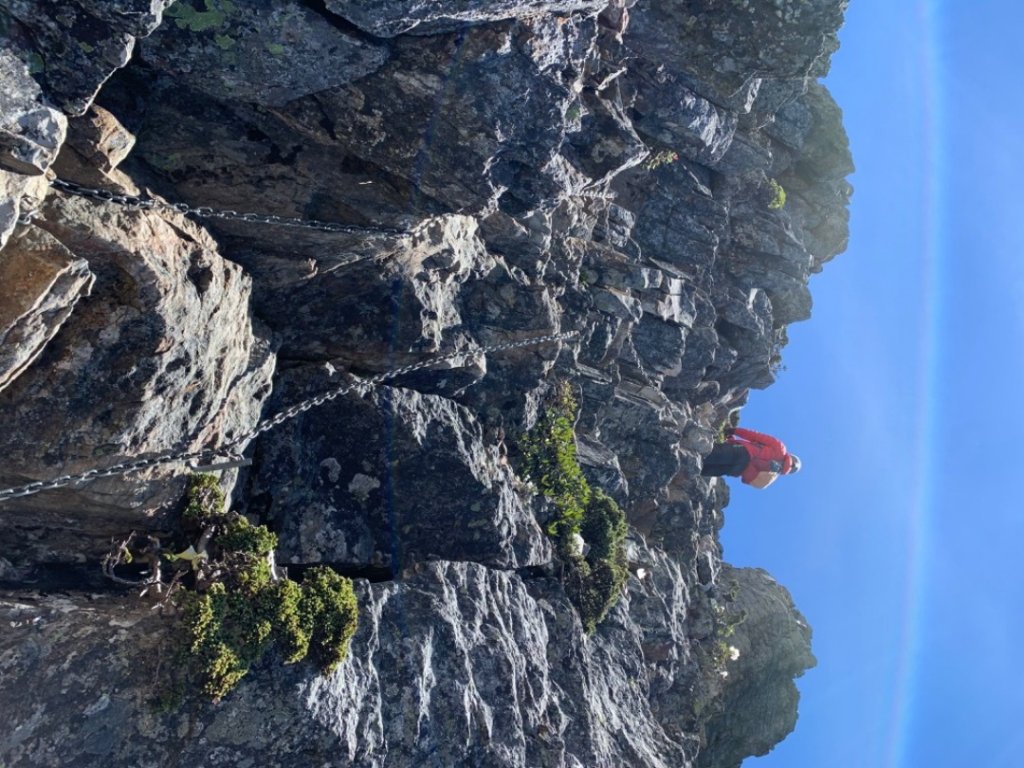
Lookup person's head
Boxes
[786,454,802,474]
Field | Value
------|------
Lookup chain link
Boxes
[49,177,405,238]
[0,332,576,502]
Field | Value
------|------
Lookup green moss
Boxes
[521,382,590,537]
[214,33,236,50]
[565,490,629,633]
[520,386,629,633]
[767,178,787,210]
[265,42,285,56]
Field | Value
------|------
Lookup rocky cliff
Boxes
[0,1,850,766]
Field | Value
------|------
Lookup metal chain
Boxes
[48,177,405,237]
[0,332,576,502]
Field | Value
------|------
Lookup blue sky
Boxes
[722,1,1024,766]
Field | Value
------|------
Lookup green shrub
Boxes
[580,489,627,563]
[644,149,679,171]
[300,567,360,673]
[181,582,271,701]
[183,472,226,524]
[229,555,273,594]
[163,475,359,703]
[273,579,311,664]
[767,178,787,210]
[218,514,277,556]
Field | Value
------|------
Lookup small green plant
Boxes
[769,326,789,376]
[711,639,741,674]
[217,514,277,555]
[520,385,629,632]
[182,472,225,523]
[767,178,787,210]
[521,382,591,538]
[177,566,358,701]
[644,149,679,171]
[695,595,748,681]
[153,475,359,704]
[715,420,732,444]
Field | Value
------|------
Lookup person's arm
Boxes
[731,427,786,454]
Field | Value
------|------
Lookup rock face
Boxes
[695,566,816,768]
[0,171,275,565]
[0,225,93,393]
[0,0,848,766]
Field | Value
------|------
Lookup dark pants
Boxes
[701,444,751,477]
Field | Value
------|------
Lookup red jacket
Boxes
[727,427,793,484]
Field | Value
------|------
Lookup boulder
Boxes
[0,191,274,564]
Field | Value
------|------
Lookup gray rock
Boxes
[0,594,175,768]
[785,83,854,268]
[142,0,389,108]
[697,566,816,768]
[561,90,648,188]
[0,557,693,768]
[327,0,608,37]
[631,63,739,166]
[0,167,48,252]
[0,48,67,246]
[1,0,176,115]
[614,157,726,276]
[248,380,549,570]
[625,0,848,112]
[229,214,497,366]
[271,17,588,214]
[0,225,94,393]
[713,130,774,176]
[578,375,685,505]
[53,104,136,178]
[0,191,274,564]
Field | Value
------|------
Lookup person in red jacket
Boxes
[701,426,801,488]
